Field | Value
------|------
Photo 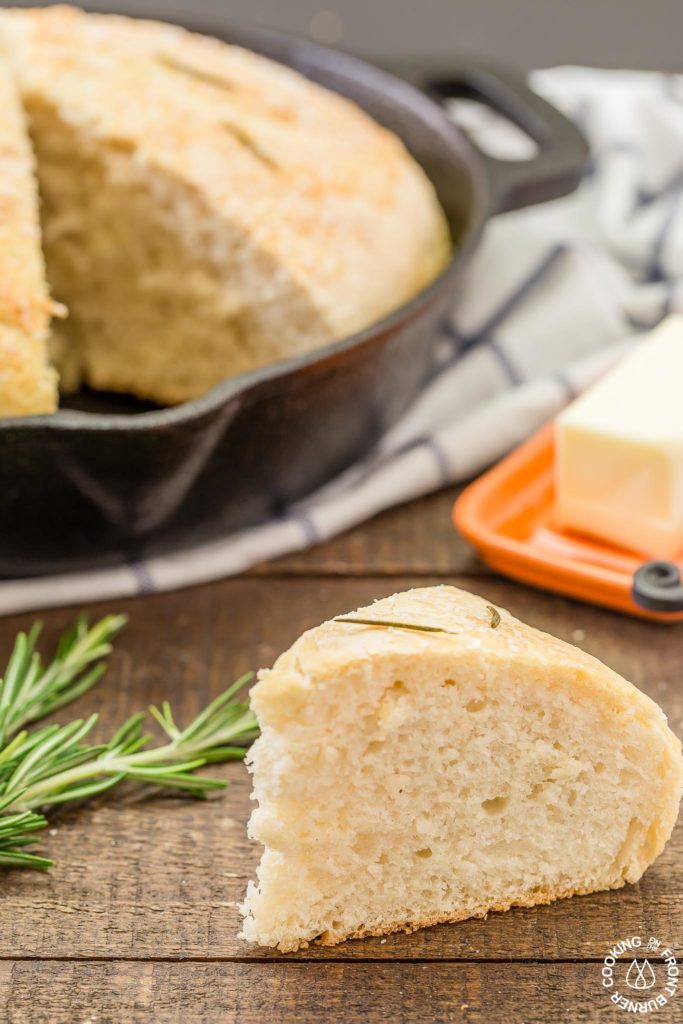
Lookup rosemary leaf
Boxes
[334,616,457,635]
[0,850,54,871]
[486,605,501,629]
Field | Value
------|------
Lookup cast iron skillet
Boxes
[1,22,588,576]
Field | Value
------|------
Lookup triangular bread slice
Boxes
[0,47,59,416]
[241,585,683,951]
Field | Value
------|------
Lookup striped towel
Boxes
[4,66,683,615]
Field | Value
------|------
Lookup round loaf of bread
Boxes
[3,5,451,405]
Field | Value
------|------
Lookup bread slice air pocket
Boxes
[240,585,683,951]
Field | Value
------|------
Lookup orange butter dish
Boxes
[455,315,683,621]
[454,423,683,621]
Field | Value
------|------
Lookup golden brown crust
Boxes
[0,47,57,416]
[254,585,682,737]
[0,78,48,337]
[0,59,58,415]
[311,878,627,951]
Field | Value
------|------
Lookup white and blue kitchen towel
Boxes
[5,66,683,615]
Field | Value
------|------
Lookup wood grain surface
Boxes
[1,485,682,1022]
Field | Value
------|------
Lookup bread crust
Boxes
[0,47,58,416]
[254,586,683,742]
[298,878,628,952]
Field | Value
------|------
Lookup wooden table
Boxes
[0,486,681,1023]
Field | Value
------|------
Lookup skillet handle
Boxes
[426,65,589,214]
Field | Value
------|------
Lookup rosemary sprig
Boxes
[0,682,258,867]
[336,605,503,634]
[0,616,259,870]
[334,617,458,635]
[0,672,257,817]
[0,675,255,827]
[0,614,126,747]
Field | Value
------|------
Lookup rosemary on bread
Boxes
[334,602,502,634]
[0,615,257,870]
[486,605,501,629]
[334,617,458,635]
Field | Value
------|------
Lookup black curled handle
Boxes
[632,561,683,613]
[426,65,589,214]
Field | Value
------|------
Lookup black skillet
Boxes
[1,21,588,577]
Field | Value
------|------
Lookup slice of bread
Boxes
[2,6,450,407]
[0,48,59,416]
[240,585,683,951]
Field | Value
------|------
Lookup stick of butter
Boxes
[555,315,683,558]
